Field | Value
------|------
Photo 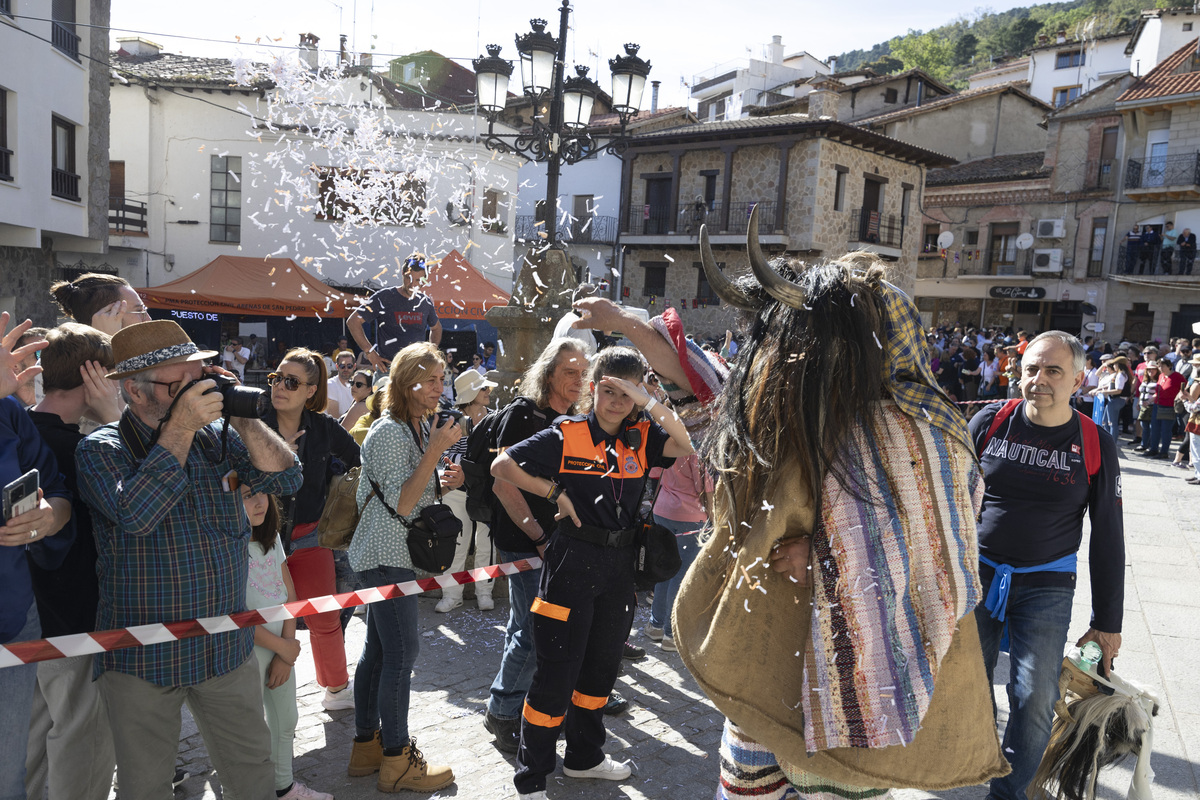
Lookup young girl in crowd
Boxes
[241,481,333,800]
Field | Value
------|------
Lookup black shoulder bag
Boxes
[365,420,461,574]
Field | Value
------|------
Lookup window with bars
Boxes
[315,167,426,227]
[0,88,10,182]
[210,155,242,243]
[642,262,667,297]
[1088,217,1107,277]
[482,188,507,233]
[51,116,79,200]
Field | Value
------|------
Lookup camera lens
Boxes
[222,384,269,418]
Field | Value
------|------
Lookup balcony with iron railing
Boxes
[515,214,618,245]
[849,208,904,249]
[109,196,148,234]
[51,168,80,201]
[1110,240,1199,277]
[1124,153,1200,200]
[51,20,80,61]
[624,200,785,238]
[0,147,12,182]
[955,247,1034,277]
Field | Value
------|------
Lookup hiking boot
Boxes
[348,730,383,777]
[484,710,521,754]
[377,739,453,793]
[622,641,645,660]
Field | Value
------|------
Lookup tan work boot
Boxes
[348,731,383,777]
[377,738,454,793]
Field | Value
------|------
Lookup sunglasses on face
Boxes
[267,373,310,391]
[337,362,354,369]
[351,380,370,389]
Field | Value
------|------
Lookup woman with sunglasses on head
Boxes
[347,342,462,792]
[340,369,375,433]
[262,348,361,713]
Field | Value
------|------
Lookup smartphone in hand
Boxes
[3,469,39,521]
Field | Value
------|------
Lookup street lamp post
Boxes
[473,0,651,245]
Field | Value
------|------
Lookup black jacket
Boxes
[263,407,361,527]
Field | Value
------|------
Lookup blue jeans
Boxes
[1148,411,1175,455]
[974,569,1075,800]
[487,547,542,719]
[649,515,702,639]
[1101,396,1125,440]
[353,565,420,750]
[1,602,39,800]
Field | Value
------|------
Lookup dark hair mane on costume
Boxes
[702,257,890,538]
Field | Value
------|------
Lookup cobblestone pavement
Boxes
[166,446,1199,800]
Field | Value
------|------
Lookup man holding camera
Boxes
[76,320,301,800]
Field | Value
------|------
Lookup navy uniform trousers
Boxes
[512,531,636,794]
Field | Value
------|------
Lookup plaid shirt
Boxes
[77,410,301,687]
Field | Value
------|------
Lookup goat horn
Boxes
[700,224,760,312]
[747,204,807,309]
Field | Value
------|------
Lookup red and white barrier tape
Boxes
[0,558,542,669]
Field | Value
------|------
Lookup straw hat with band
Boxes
[106,320,218,380]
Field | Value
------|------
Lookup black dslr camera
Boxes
[179,373,268,418]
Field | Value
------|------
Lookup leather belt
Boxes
[561,522,637,548]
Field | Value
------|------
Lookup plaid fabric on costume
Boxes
[77,410,302,687]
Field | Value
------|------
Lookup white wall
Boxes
[1027,37,1130,106]
[0,0,93,247]
[514,150,622,283]
[1129,14,1200,78]
[104,77,521,291]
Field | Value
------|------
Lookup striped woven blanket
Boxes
[802,402,983,751]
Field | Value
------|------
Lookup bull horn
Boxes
[700,224,760,312]
[747,204,807,309]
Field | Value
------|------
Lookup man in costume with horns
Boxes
[673,209,1011,799]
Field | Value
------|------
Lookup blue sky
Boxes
[110,0,1031,109]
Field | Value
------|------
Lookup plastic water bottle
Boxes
[1078,641,1102,672]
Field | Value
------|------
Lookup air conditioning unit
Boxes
[1036,219,1065,238]
[1032,248,1063,272]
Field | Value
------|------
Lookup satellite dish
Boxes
[936,231,954,249]
[1016,233,1035,250]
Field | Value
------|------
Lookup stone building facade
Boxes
[617,115,951,338]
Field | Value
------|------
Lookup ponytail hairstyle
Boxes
[280,347,329,413]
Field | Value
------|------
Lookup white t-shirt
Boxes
[221,346,251,378]
[326,375,354,419]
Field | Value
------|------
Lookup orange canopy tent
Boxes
[138,256,353,317]
[425,249,511,321]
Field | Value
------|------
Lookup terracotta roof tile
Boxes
[1117,38,1200,104]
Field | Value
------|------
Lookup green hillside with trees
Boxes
[834,0,1168,86]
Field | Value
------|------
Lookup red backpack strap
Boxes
[1074,410,1102,484]
[981,399,1022,450]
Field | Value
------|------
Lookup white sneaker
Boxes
[517,792,547,800]
[321,681,355,711]
[434,597,463,613]
[477,594,495,611]
[645,624,664,641]
[277,781,334,800]
[562,754,632,781]
[661,636,677,652]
